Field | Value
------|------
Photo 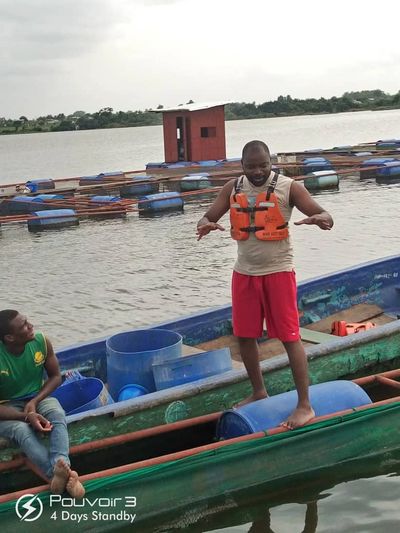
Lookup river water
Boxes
[0,110,399,531]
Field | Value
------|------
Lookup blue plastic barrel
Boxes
[51,377,114,415]
[25,179,55,192]
[5,196,43,215]
[303,160,333,173]
[360,157,396,179]
[106,329,183,396]
[376,161,400,177]
[79,172,123,185]
[152,348,232,390]
[138,191,184,213]
[180,174,211,191]
[216,380,372,440]
[90,195,120,203]
[28,209,79,231]
[304,170,339,191]
[146,162,167,169]
[120,175,159,197]
[33,194,64,201]
[303,157,327,163]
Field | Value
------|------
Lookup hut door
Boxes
[176,117,185,161]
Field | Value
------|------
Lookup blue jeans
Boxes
[0,397,70,479]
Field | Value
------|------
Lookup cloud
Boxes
[0,0,121,71]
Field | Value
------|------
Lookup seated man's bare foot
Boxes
[280,405,315,430]
[234,391,268,409]
[66,471,85,499]
[50,458,71,494]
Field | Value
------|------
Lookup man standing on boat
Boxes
[196,140,333,429]
[0,309,85,497]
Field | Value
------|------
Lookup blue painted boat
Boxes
[0,255,399,461]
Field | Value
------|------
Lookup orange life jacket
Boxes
[230,173,289,241]
[331,321,376,336]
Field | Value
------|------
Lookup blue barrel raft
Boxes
[152,348,233,391]
[180,174,211,191]
[25,179,55,192]
[28,209,79,231]
[138,191,184,214]
[120,175,159,197]
[216,380,372,440]
[51,377,114,415]
[106,329,183,396]
[304,170,339,191]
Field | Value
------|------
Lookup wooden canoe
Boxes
[0,367,399,531]
[0,255,399,462]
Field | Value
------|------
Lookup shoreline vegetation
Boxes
[1,89,399,136]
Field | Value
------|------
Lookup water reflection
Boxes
[248,502,318,533]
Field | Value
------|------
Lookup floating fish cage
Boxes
[138,192,184,214]
[304,170,339,191]
[120,175,159,197]
[28,209,79,231]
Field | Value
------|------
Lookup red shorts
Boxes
[231,270,300,341]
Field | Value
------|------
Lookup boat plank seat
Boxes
[303,303,394,334]
[299,328,336,344]
[196,335,315,363]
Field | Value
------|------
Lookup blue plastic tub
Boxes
[28,209,79,231]
[138,192,184,213]
[216,380,372,440]
[360,157,396,179]
[106,329,183,396]
[51,377,114,415]
[152,348,232,391]
[117,384,149,401]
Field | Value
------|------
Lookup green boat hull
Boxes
[1,400,399,531]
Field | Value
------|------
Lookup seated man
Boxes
[0,309,84,498]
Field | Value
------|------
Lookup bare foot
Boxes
[66,471,85,499]
[234,391,268,409]
[50,458,71,494]
[280,405,315,430]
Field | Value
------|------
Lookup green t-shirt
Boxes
[0,332,47,401]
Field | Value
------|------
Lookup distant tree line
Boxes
[1,89,399,135]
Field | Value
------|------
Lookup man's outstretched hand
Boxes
[294,213,333,230]
[196,222,225,240]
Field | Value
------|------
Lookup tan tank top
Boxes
[232,172,295,276]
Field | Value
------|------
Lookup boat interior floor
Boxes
[195,303,397,366]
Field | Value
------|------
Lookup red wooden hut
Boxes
[155,102,228,163]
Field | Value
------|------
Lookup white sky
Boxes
[1,0,399,118]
